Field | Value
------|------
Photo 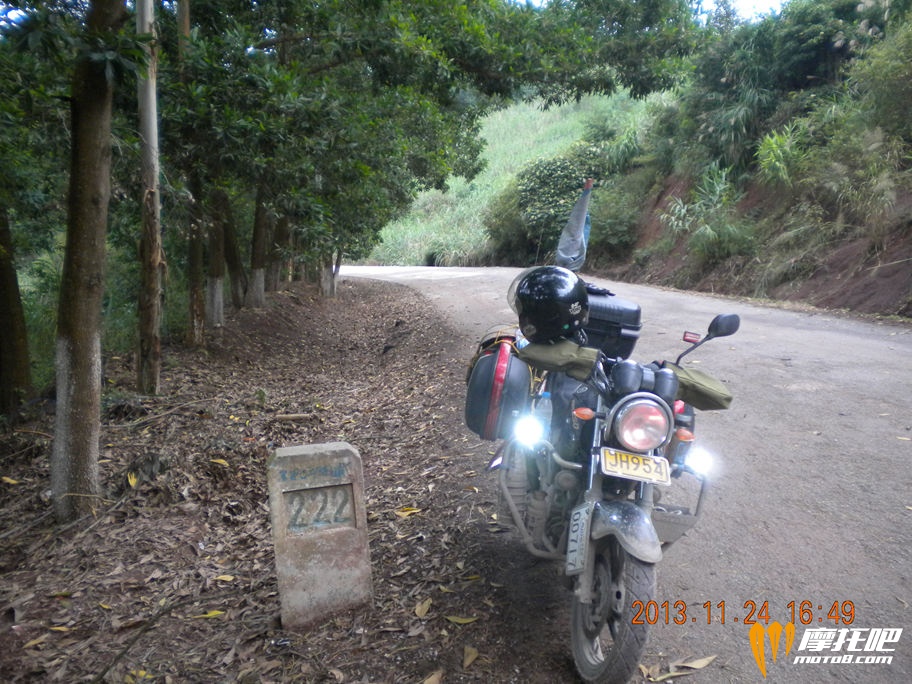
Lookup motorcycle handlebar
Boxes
[590,355,679,406]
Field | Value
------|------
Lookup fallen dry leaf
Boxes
[639,663,661,679]
[648,671,692,682]
[415,597,432,618]
[674,654,717,670]
[463,645,479,669]
[23,635,48,649]
[422,669,444,684]
[445,616,478,625]
[644,655,717,682]
[188,609,225,619]
[395,506,422,518]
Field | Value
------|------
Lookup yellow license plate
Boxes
[601,449,671,485]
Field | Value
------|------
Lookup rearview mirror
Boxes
[706,313,740,340]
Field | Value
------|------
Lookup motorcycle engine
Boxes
[500,443,582,552]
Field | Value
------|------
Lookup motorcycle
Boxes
[465,266,739,684]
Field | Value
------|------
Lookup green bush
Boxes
[659,163,754,266]
[482,157,584,264]
[586,168,657,264]
[852,21,912,144]
[20,245,63,390]
[787,90,906,239]
[757,122,807,188]
[482,179,535,264]
[517,157,586,255]
[483,127,636,265]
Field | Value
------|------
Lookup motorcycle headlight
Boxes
[613,398,671,452]
[513,415,545,447]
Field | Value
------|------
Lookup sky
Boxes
[527,0,787,22]
[723,0,784,19]
[3,1,786,26]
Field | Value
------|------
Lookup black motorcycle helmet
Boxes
[510,266,589,343]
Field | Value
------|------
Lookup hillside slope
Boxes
[605,178,912,319]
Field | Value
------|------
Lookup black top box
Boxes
[584,291,641,359]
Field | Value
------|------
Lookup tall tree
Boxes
[0,208,31,419]
[206,189,226,327]
[212,188,249,308]
[247,184,271,308]
[136,0,164,394]
[52,0,128,522]
[186,173,207,344]
[177,0,207,345]
[0,40,35,420]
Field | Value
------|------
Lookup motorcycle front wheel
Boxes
[570,540,655,684]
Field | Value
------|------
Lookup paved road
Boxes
[342,265,912,683]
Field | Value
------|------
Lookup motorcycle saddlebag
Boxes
[465,341,532,441]
[584,291,642,359]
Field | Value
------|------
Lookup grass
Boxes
[369,96,617,265]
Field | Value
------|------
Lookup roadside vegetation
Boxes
[1,0,690,431]
[2,0,911,520]
[375,1,912,318]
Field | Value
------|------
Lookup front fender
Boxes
[590,500,662,564]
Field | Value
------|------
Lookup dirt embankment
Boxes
[605,176,912,319]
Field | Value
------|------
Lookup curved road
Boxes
[342,265,912,683]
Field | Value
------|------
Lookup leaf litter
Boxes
[1,278,716,683]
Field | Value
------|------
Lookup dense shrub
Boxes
[482,180,535,264]
[586,168,658,264]
[852,21,912,145]
[660,163,755,266]
[484,157,590,263]
[483,135,641,264]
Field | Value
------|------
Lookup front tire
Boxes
[570,541,655,684]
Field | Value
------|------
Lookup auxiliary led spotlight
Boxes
[513,415,545,447]
[684,446,713,477]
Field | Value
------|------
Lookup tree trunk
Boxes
[246,184,270,308]
[206,191,226,328]
[0,206,32,419]
[267,214,291,292]
[177,0,190,56]
[52,0,127,523]
[292,232,305,281]
[206,275,224,328]
[318,251,337,298]
[186,174,206,345]
[187,185,206,346]
[213,189,247,310]
[178,0,205,347]
[136,0,164,395]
